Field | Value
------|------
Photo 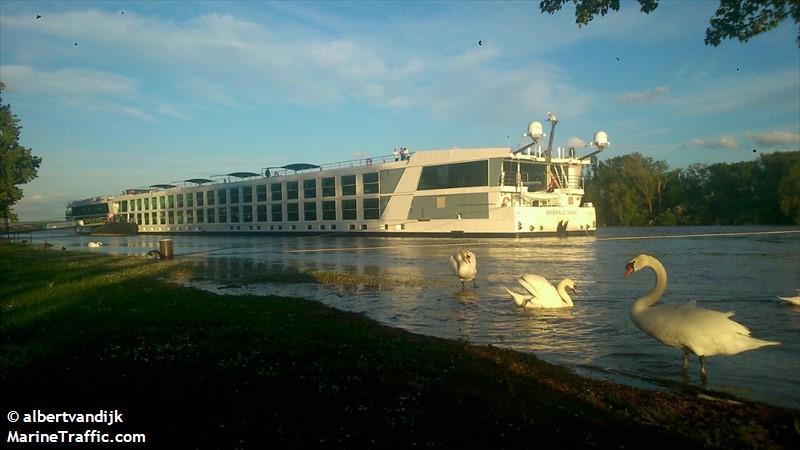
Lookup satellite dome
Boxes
[527,121,544,141]
[593,130,609,149]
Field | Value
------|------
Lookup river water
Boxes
[30,226,800,410]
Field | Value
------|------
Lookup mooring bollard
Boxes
[158,239,174,260]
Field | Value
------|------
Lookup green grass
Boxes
[1,244,798,449]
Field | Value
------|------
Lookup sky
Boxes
[1,0,798,221]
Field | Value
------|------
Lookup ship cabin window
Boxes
[502,160,541,187]
[349,224,356,230]
[342,199,357,220]
[137,198,142,210]
[243,206,253,223]
[168,195,174,209]
[177,211,184,224]
[218,207,228,223]
[322,200,336,220]
[303,179,316,199]
[256,184,266,202]
[257,205,267,222]
[363,172,379,194]
[187,193,194,207]
[242,186,252,203]
[304,202,317,221]
[160,196,166,209]
[129,200,135,211]
[363,198,380,220]
[207,208,215,223]
[120,201,128,213]
[417,160,488,190]
[144,214,150,225]
[197,209,204,223]
[151,212,156,224]
[287,203,299,221]
[287,181,298,200]
[159,211,166,225]
[177,194,184,208]
[230,187,239,204]
[196,191,204,207]
[136,213,142,224]
[187,209,194,224]
[271,204,283,222]
[230,207,240,223]
[271,183,282,201]
[168,211,175,224]
[341,175,356,196]
[322,177,335,197]
[207,191,215,206]
[144,198,150,210]
[218,189,227,205]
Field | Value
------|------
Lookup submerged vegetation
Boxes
[585,151,800,226]
[1,244,798,448]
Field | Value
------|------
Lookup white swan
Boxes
[504,275,577,308]
[625,254,779,377]
[777,290,800,306]
[87,241,103,248]
[449,250,477,288]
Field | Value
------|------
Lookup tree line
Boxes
[584,150,800,226]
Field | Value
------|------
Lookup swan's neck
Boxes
[630,257,667,316]
[556,279,574,306]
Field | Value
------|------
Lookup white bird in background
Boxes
[777,290,800,306]
[504,275,577,308]
[449,250,477,288]
[624,254,779,378]
[87,241,103,248]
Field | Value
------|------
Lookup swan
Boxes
[624,253,779,377]
[504,275,577,308]
[87,241,103,248]
[449,250,477,288]
[778,290,800,306]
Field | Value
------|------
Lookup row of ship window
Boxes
[118,174,377,213]
[122,199,380,225]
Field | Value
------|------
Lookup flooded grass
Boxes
[1,244,798,449]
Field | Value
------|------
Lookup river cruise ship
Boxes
[68,115,607,237]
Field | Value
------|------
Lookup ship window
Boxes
[168,211,174,224]
[322,177,335,197]
[160,196,166,209]
[242,186,252,203]
[206,208,215,223]
[363,198,380,220]
[303,179,316,199]
[257,205,267,222]
[218,207,227,223]
[341,175,356,196]
[129,200,134,211]
[196,191,204,207]
[271,204,283,222]
[206,191,215,206]
[271,183,283,201]
[256,185,267,202]
[342,199,357,220]
[243,205,253,223]
[151,212,157,224]
[197,209,204,223]
[177,194,184,208]
[363,172,379,194]
[287,181,298,200]
[137,198,142,210]
[304,201,317,221]
[144,213,150,225]
[349,224,355,230]
[120,201,128,213]
[160,211,166,225]
[230,206,240,223]
[136,213,142,224]
[287,203,299,221]
[177,211,184,224]
[230,188,239,204]
[218,189,227,205]
[187,209,194,224]
[322,200,336,220]
[144,198,150,210]
[168,195,175,209]
[417,160,488,190]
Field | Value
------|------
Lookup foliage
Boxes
[0,82,42,228]
[585,150,800,225]
[540,0,799,46]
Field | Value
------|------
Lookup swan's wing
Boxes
[518,274,560,306]
[448,255,459,276]
[505,287,531,307]
[778,296,800,305]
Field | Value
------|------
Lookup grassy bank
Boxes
[1,245,797,449]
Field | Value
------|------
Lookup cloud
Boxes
[691,135,739,149]
[119,106,155,122]
[566,136,586,148]
[158,104,189,120]
[617,86,670,104]
[747,131,800,148]
[0,65,136,97]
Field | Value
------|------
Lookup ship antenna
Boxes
[545,112,559,189]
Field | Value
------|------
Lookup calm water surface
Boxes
[33,226,800,409]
